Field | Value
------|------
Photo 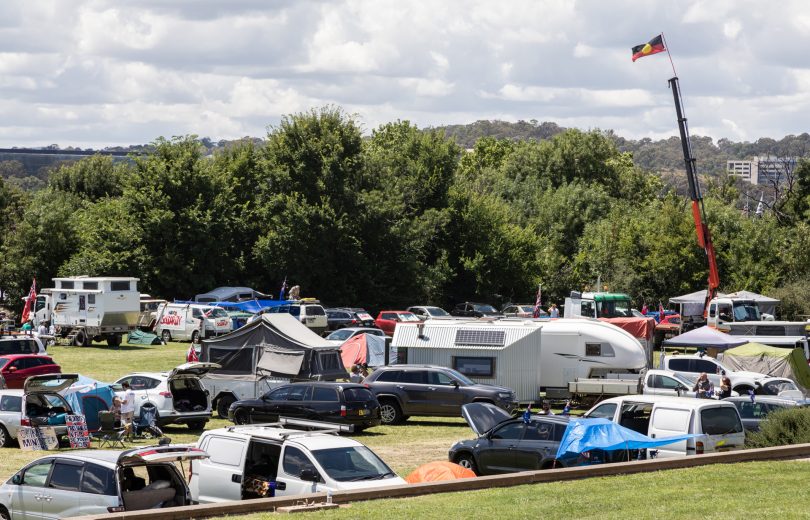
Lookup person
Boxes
[120,382,136,435]
[349,365,363,384]
[692,372,714,399]
[549,304,559,318]
[37,321,48,336]
[21,319,33,331]
[718,376,732,399]
[110,396,123,427]
[360,364,370,380]
[538,401,554,415]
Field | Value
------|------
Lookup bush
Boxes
[746,407,810,448]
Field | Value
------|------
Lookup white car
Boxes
[113,363,218,429]
[0,374,79,448]
[324,327,386,347]
[0,445,207,518]
[406,306,450,320]
[191,421,405,503]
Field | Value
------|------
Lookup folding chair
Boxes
[96,411,126,448]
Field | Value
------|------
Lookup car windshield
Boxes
[444,368,475,386]
[761,380,799,395]
[732,302,761,322]
[397,313,420,322]
[519,306,535,313]
[425,307,449,317]
[596,299,634,318]
[327,329,354,341]
[310,446,395,482]
[473,304,497,313]
[205,308,229,318]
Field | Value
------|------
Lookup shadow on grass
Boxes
[398,419,468,428]
[63,344,156,351]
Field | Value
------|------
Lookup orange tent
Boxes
[340,334,368,368]
[405,461,476,484]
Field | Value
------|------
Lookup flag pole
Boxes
[661,32,678,77]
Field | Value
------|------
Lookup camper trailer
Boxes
[32,276,140,347]
[392,318,647,402]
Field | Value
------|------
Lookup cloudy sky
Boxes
[2,0,809,148]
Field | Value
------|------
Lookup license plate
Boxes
[358,409,366,416]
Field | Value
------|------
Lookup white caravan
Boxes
[153,303,232,343]
[392,317,648,402]
[32,276,140,347]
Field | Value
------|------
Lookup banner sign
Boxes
[66,414,91,448]
[19,426,59,451]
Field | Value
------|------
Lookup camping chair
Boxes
[131,403,163,440]
[96,411,126,448]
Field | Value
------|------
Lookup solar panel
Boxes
[455,329,505,346]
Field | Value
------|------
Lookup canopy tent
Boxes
[555,417,695,460]
[662,326,748,350]
[722,291,780,316]
[340,333,394,368]
[60,375,117,432]
[200,313,346,380]
[405,461,476,483]
[720,343,810,392]
[669,290,727,318]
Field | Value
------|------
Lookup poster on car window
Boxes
[66,414,91,448]
[18,426,59,451]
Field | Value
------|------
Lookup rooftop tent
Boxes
[555,417,696,460]
[662,326,748,350]
[669,290,727,318]
[720,343,810,391]
[722,291,780,316]
[340,333,393,368]
[200,313,346,381]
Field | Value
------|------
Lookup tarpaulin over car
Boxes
[175,299,286,314]
[201,313,345,380]
[555,417,696,459]
[405,461,476,483]
[720,343,810,392]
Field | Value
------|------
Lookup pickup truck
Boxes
[568,369,708,405]
[660,354,768,394]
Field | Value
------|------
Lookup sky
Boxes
[2,0,810,148]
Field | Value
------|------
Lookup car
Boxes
[324,308,375,331]
[374,311,420,336]
[0,373,79,448]
[501,304,546,318]
[265,299,328,335]
[363,364,518,425]
[406,306,450,320]
[450,302,503,318]
[0,354,61,389]
[228,382,381,431]
[191,421,405,503]
[324,327,386,347]
[113,363,218,430]
[0,445,208,518]
[0,334,46,355]
[723,396,801,432]
[449,402,582,475]
[333,307,376,328]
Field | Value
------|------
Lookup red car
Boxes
[0,354,62,389]
[374,311,421,336]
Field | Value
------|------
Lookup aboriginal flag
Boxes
[631,34,665,62]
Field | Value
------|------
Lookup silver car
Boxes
[324,327,386,346]
[0,373,79,448]
[0,445,208,519]
[113,363,218,430]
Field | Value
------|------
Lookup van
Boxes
[266,300,327,335]
[154,303,232,342]
[584,395,745,457]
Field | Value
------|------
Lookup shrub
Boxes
[746,407,810,448]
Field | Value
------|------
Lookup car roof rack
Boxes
[224,417,354,439]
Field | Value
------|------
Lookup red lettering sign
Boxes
[161,315,182,326]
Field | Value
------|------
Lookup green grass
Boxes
[229,460,810,519]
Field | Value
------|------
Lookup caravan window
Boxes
[82,281,98,290]
[585,343,601,356]
[110,281,130,291]
[61,281,75,289]
[452,357,495,377]
[88,294,96,305]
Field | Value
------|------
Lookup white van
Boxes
[585,395,745,457]
[154,303,232,342]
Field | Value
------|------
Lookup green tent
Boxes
[720,343,810,391]
[127,329,162,345]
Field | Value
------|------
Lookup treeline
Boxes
[1,107,810,317]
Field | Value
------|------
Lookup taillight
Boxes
[696,441,704,455]
[107,506,126,513]
[351,319,358,325]
[340,405,347,417]
[159,391,173,398]
[21,418,30,427]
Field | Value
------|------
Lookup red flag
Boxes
[641,303,648,315]
[187,344,199,362]
[532,285,542,318]
[20,278,36,324]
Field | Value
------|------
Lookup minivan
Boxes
[154,303,232,342]
[585,395,745,457]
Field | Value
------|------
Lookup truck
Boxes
[32,276,140,347]
[706,296,808,337]
[567,369,704,406]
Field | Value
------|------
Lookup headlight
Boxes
[497,392,512,399]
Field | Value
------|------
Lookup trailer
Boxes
[568,369,699,407]
[32,276,140,347]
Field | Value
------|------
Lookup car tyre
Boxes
[107,334,122,347]
[161,330,172,343]
[233,409,251,425]
[74,329,91,347]
[217,395,236,419]
[379,400,404,425]
[0,425,9,448]
[0,505,10,520]
[186,420,206,430]
[455,453,478,475]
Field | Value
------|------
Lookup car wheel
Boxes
[186,420,206,430]
[0,426,9,448]
[0,505,9,520]
[216,395,236,419]
[379,400,404,425]
[454,453,478,475]
[233,409,251,425]
[161,330,172,343]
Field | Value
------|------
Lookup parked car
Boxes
[324,327,386,347]
[662,354,768,394]
[325,308,375,331]
[0,354,61,390]
[228,382,381,431]
[364,364,518,425]
[334,307,376,328]
[0,373,79,448]
[723,396,800,432]
[265,299,328,335]
[113,363,218,429]
[450,302,503,318]
[0,334,45,355]
[449,403,581,475]
[374,311,420,336]
[154,303,232,342]
[501,304,546,318]
[0,445,208,518]
[406,306,450,320]
[191,422,405,503]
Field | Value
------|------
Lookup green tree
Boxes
[49,155,125,200]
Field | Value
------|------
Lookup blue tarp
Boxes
[174,299,287,314]
[555,417,696,459]
[60,375,117,432]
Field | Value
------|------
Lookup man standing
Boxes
[120,382,136,435]
[549,304,559,318]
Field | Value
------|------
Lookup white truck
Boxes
[707,296,808,337]
[32,276,140,347]
[567,369,704,405]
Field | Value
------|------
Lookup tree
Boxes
[49,154,125,200]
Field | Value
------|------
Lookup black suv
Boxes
[363,365,518,425]
[450,302,503,318]
[228,382,381,431]
[325,308,376,331]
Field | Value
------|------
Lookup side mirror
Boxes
[11,474,21,485]
[299,467,320,482]
[452,380,460,388]
[7,367,16,372]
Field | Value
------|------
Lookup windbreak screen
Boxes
[207,346,255,374]
[257,347,305,376]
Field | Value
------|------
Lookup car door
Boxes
[41,459,82,519]
[476,421,525,474]
[192,435,247,503]
[276,445,322,496]
[513,419,559,470]
[0,394,23,439]
[426,370,465,414]
[250,386,289,422]
[647,374,690,397]
[396,370,430,414]
[12,458,53,520]
[5,358,28,388]
[278,385,313,419]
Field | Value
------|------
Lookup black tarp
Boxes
[200,313,346,381]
